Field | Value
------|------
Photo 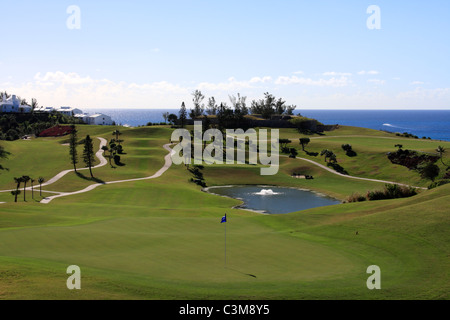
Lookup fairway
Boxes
[0,125,449,300]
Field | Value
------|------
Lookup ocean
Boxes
[83,108,450,142]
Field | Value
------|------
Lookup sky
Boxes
[1,0,450,110]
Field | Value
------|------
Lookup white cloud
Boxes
[293,71,304,75]
[358,70,380,75]
[5,71,450,110]
[367,79,386,85]
[322,72,352,76]
[410,81,425,85]
[6,71,190,109]
[249,76,272,83]
[396,87,450,101]
[275,75,351,87]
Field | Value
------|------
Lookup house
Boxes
[87,113,113,126]
[35,106,55,113]
[56,106,83,116]
[0,93,32,113]
[75,113,113,126]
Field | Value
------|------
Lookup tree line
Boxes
[163,91,297,130]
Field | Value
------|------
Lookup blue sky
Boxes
[1,0,450,109]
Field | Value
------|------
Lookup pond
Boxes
[204,185,341,214]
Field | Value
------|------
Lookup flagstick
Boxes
[224,216,227,268]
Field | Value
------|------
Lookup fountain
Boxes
[253,189,280,196]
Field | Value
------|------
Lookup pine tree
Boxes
[83,135,95,178]
[69,125,78,172]
[179,102,187,128]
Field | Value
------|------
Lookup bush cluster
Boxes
[345,184,418,203]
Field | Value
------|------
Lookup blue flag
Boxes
[221,214,227,223]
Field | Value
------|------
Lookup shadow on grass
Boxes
[304,150,319,157]
[75,171,105,184]
[226,267,257,278]
[345,150,358,157]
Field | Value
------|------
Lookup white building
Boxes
[0,93,32,113]
[56,106,83,116]
[35,106,55,113]
[74,113,113,126]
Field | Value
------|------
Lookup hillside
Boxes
[0,124,448,299]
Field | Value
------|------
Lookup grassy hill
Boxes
[0,124,448,299]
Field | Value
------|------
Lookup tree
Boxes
[229,93,248,116]
[0,145,11,171]
[22,175,30,201]
[321,149,333,163]
[299,138,310,151]
[342,144,352,152]
[83,135,95,178]
[31,98,39,112]
[179,102,187,128]
[289,148,298,158]
[436,146,446,166]
[279,139,291,153]
[31,178,35,199]
[13,177,22,202]
[206,97,218,116]
[38,177,45,197]
[328,152,337,164]
[11,190,21,202]
[113,130,123,146]
[418,162,440,182]
[162,112,170,124]
[395,144,403,151]
[190,90,205,119]
[69,125,78,172]
[250,92,296,118]
[168,113,178,126]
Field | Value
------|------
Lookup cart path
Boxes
[40,144,175,204]
[0,137,108,195]
[281,154,427,190]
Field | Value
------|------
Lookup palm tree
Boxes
[31,178,35,199]
[38,177,45,197]
[22,175,30,201]
[11,190,21,201]
[162,112,170,124]
[13,177,22,202]
[112,130,122,146]
[436,146,446,166]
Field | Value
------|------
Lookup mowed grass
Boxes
[0,125,449,299]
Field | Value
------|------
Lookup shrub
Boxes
[366,184,417,201]
[345,193,367,203]
[428,180,450,189]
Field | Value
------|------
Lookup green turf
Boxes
[0,124,448,300]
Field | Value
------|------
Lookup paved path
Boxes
[40,144,175,204]
[0,137,108,195]
[282,154,427,190]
